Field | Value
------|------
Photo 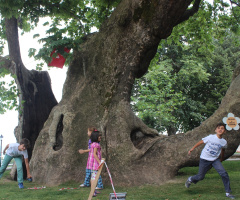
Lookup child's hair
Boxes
[20,138,31,148]
[215,122,226,130]
[88,127,96,132]
[90,131,101,143]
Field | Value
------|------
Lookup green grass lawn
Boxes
[0,161,239,200]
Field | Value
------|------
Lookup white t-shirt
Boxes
[6,143,28,159]
[200,134,227,161]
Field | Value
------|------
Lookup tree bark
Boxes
[166,126,177,136]
[30,0,240,186]
[3,17,58,179]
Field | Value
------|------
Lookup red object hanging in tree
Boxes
[48,47,70,68]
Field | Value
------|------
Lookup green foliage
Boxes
[0,68,18,114]
[0,0,121,62]
[0,0,121,113]
[132,33,240,134]
[24,0,121,66]
[132,64,186,133]
[131,0,240,134]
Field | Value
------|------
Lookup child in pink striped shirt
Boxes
[79,127,103,189]
[87,131,102,197]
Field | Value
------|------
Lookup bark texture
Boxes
[2,17,58,179]
[30,0,240,186]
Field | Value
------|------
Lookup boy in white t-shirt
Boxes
[185,123,235,199]
[0,138,32,189]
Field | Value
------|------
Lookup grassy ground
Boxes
[0,161,239,200]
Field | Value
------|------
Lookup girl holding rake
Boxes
[88,131,102,197]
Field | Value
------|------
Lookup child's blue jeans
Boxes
[84,168,103,188]
[0,154,24,183]
[191,158,231,193]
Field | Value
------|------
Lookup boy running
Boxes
[185,123,235,199]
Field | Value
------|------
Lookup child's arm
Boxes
[3,144,9,155]
[220,148,225,162]
[78,149,90,154]
[188,140,204,155]
[93,147,101,164]
[24,158,32,178]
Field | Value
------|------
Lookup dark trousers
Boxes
[191,158,231,193]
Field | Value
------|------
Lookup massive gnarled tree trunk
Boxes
[1,17,57,179]
[31,0,240,186]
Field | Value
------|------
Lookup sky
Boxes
[0,19,67,154]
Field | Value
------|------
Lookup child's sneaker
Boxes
[79,183,88,187]
[185,177,192,188]
[226,194,235,199]
[93,191,97,197]
[18,183,24,189]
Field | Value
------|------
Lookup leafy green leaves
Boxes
[131,0,240,134]
[0,68,18,114]
[0,0,121,66]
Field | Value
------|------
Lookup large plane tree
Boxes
[1,0,240,185]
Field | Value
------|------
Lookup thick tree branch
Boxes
[230,0,240,7]
[175,0,202,26]
[230,0,240,24]
[5,17,23,65]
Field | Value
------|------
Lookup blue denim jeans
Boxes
[191,158,231,193]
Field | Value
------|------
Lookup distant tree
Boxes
[132,32,240,135]
[131,0,240,135]
[131,41,210,135]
